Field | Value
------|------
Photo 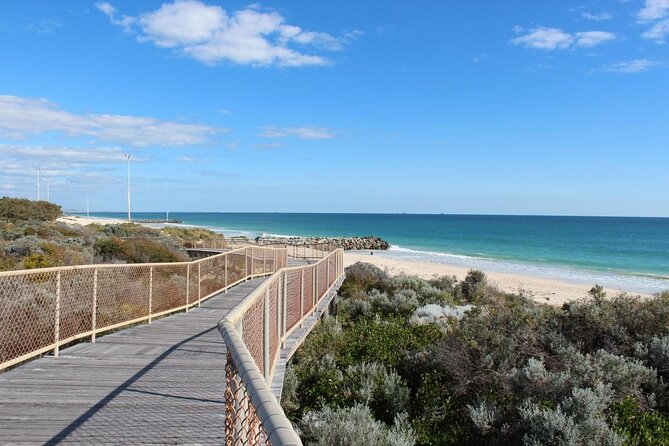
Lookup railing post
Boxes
[263,288,270,383]
[327,256,331,288]
[224,255,228,293]
[54,271,61,357]
[300,269,304,325]
[263,251,267,275]
[92,268,98,343]
[315,264,319,302]
[186,264,190,313]
[245,248,249,280]
[149,266,153,324]
[198,263,201,307]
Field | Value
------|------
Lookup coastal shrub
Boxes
[340,262,391,297]
[517,384,624,446]
[459,269,486,301]
[610,397,669,445]
[409,303,474,332]
[428,274,458,293]
[343,362,410,424]
[161,226,220,242]
[286,263,669,445]
[300,404,416,446]
[0,197,61,222]
[559,293,669,356]
[94,236,187,264]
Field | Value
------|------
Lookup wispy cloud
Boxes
[642,19,669,42]
[0,144,128,162]
[95,1,135,32]
[581,12,613,21]
[638,0,669,42]
[253,142,286,149]
[26,18,62,34]
[97,1,360,67]
[511,27,617,50]
[598,59,659,73]
[638,0,669,22]
[0,95,224,147]
[260,126,336,140]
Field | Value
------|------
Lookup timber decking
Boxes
[0,277,263,445]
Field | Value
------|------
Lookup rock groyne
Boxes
[256,235,390,251]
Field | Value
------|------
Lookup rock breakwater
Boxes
[256,235,390,251]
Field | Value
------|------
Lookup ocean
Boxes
[77,212,669,294]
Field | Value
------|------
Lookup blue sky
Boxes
[0,0,667,216]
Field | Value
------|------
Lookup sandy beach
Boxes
[344,252,652,306]
[57,215,127,226]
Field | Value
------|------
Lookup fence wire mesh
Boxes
[0,247,287,371]
[225,351,271,446]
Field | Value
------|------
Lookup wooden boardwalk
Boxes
[0,277,265,445]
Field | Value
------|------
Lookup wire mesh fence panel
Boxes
[285,270,302,333]
[242,296,265,375]
[96,266,150,330]
[225,352,271,446]
[268,279,279,371]
[0,271,58,364]
[152,264,188,314]
[228,252,246,285]
[302,267,314,316]
[59,268,95,341]
[318,261,327,297]
[199,254,226,298]
[187,263,198,305]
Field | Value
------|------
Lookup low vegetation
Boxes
[0,198,222,271]
[283,262,669,445]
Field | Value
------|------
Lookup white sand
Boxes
[57,215,126,226]
[344,252,651,306]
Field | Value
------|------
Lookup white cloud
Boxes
[253,142,286,149]
[582,12,613,21]
[0,144,128,162]
[95,1,135,32]
[260,126,336,140]
[642,18,669,41]
[512,27,574,50]
[98,1,358,67]
[638,0,669,22]
[575,31,618,47]
[511,27,616,50]
[599,59,658,73]
[0,95,223,147]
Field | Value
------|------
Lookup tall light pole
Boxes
[36,168,42,201]
[125,154,132,223]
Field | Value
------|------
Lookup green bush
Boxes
[287,263,669,444]
[0,197,61,222]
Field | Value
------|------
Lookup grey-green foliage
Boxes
[508,348,659,410]
[301,404,416,446]
[410,303,474,332]
[519,384,624,446]
[344,362,410,424]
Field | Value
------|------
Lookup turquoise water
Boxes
[78,212,669,294]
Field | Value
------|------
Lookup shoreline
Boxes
[58,215,661,305]
[344,252,654,306]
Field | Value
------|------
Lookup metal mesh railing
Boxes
[184,239,337,260]
[219,248,344,445]
[0,246,287,371]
